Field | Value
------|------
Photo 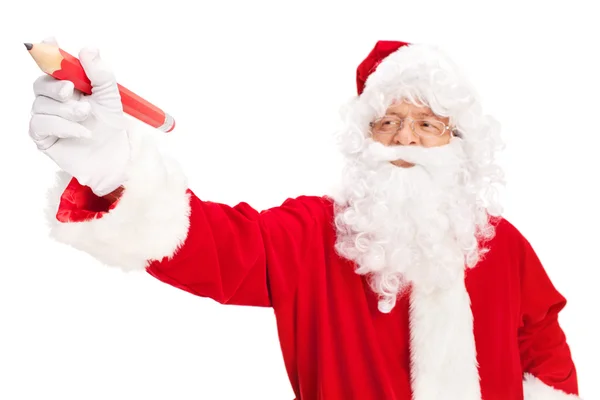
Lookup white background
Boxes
[1,0,598,399]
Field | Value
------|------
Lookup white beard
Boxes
[332,137,496,313]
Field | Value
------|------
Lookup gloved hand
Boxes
[29,37,131,197]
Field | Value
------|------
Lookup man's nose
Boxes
[392,121,419,145]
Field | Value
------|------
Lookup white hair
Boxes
[331,43,506,313]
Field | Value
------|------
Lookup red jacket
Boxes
[45,133,580,400]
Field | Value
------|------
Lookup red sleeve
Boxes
[47,175,331,309]
[145,191,330,307]
[44,130,332,309]
[517,232,580,397]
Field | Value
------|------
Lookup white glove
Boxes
[29,37,131,197]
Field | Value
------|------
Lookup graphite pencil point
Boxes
[24,43,33,50]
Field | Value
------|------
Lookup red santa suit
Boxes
[43,41,580,400]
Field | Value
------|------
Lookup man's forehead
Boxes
[386,100,435,116]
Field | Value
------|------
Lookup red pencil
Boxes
[25,42,175,133]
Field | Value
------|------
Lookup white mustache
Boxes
[362,138,465,169]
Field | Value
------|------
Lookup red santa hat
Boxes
[356,40,411,95]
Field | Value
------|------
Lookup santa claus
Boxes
[29,38,581,399]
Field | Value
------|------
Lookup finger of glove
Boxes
[32,94,91,122]
[29,114,92,142]
[78,47,121,108]
[33,75,76,102]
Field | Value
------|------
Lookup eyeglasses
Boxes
[369,115,457,138]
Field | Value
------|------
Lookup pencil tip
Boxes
[24,43,33,50]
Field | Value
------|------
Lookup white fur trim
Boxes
[45,128,191,271]
[523,373,582,399]
[409,274,481,400]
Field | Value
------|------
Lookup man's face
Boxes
[370,101,453,168]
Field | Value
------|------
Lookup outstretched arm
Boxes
[45,127,330,308]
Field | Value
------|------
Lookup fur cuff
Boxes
[523,373,581,399]
[45,128,191,271]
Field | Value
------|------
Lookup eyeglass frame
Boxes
[368,115,460,138]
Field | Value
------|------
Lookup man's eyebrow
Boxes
[413,109,437,117]
[387,110,437,118]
